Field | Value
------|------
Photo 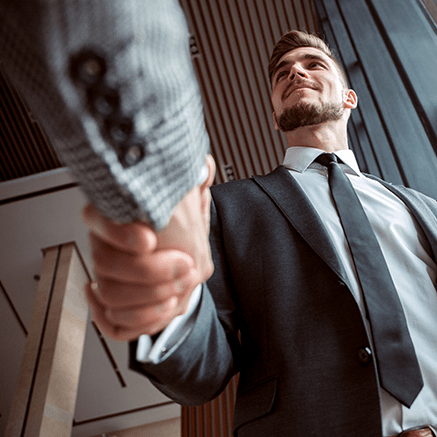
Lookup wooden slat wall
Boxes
[0,67,61,182]
[314,0,437,199]
[180,0,319,183]
[181,375,238,437]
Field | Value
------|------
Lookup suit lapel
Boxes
[252,166,350,286]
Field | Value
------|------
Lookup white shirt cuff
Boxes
[135,283,202,363]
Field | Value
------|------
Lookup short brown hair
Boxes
[268,30,348,87]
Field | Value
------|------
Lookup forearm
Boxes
[0,0,209,229]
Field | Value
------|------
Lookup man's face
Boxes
[270,47,348,132]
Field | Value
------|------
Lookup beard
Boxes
[276,100,345,132]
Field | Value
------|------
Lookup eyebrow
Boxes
[272,53,328,83]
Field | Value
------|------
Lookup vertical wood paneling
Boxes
[181,0,318,184]
[0,67,62,182]
[181,374,239,437]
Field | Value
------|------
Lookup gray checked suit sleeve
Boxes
[0,0,209,229]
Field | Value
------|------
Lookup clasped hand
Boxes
[82,155,216,341]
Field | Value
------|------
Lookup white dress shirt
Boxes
[138,146,437,435]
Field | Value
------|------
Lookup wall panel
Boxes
[314,0,437,198]
[180,0,318,183]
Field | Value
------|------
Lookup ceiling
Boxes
[0,1,318,435]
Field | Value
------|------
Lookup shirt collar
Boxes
[282,146,361,176]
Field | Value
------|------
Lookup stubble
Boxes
[276,101,344,132]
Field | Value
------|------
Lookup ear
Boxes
[201,154,216,190]
[199,154,216,232]
[344,89,358,109]
[199,153,215,209]
[272,111,280,130]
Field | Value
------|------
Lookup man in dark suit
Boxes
[85,31,437,436]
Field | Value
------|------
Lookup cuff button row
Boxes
[69,49,145,168]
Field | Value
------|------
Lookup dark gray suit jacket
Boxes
[131,166,437,437]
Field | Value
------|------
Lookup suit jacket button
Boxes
[87,85,120,116]
[105,115,133,143]
[357,347,372,366]
[121,141,144,167]
[69,50,107,86]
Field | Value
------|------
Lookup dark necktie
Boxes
[316,152,423,407]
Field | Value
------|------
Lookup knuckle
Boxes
[90,242,116,269]
[153,297,178,321]
[152,284,175,301]
[177,300,190,316]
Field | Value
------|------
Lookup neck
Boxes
[284,120,349,153]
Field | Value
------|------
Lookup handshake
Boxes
[82,155,216,341]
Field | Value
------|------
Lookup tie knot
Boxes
[315,153,337,167]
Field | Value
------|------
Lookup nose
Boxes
[288,64,308,81]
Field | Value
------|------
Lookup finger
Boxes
[90,233,194,284]
[86,281,151,340]
[86,282,180,340]
[104,296,179,329]
[82,203,158,253]
[92,267,200,307]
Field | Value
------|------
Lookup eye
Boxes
[276,71,287,81]
[309,61,324,69]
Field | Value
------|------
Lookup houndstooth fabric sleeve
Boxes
[0,0,210,230]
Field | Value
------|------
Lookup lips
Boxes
[282,81,319,101]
